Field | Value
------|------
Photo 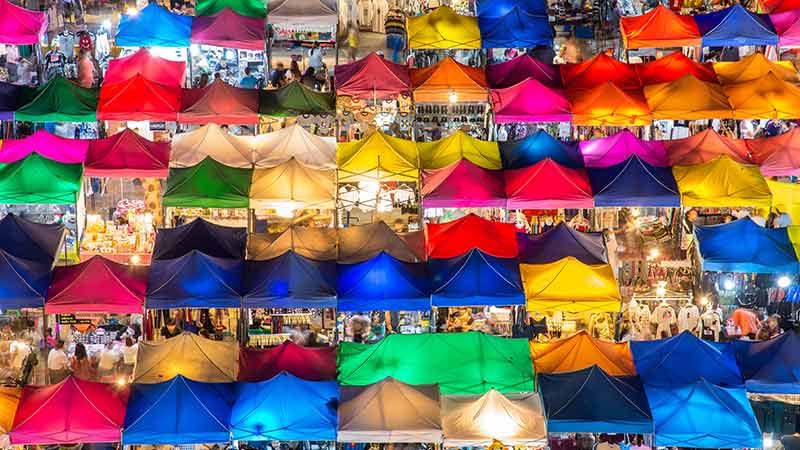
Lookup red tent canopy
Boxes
[620,5,702,49]
[334,52,411,100]
[10,376,130,445]
[761,0,800,13]
[560,53,640,91]
[45,255,148,314]
[635,51,718,85]
[665,128,752,165]
[0,0,47,45]
[85,128,170,178]
[421,159,506,208]
[190,7,266,50]
[748,127,800,176]
[491,77,571,123]
[104,49,186,87]
[505,158,594,209]
[486,54,563,89]
[98,75,182,121]
[179,79,259,124]
[238,340,337,382]
[426,213,518,258]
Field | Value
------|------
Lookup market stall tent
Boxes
[249,159,335,210]
[336,252,429,311]
[153,218,246,260]
[560,53,640,91]
[476,0,552,48]
[538,366,653,433]
[84,128,171,178]
[426,214,518,259]
[418,130,501,170]
[770,9,800,47]
[516,222,606,265]
[336,129,420,182]
[196,0,266,17]
[0,129,88,164]
[441,389,546,447]
[429,248,524,306]
[408,6,480,49]
[115,3,193,47]
[163,157,253,208]
[242,251,336,308]
[179,79,259,124]
[504,159,594,209]
[0,82,36,120]
[620,5,702,48]
[725,72,800,119]
[123,376,234,444]
[578,130,668,168]
[247,227,338,261]
[664,128,751,165]
[334,52,412,100]
[337,332,534,394]
[569,82,653,126]
[732,331,800,394]
[499,130,583,169]
[0,213,65,264]
[762,0,800,12]
[97,75,182,122]
[146,251,243,309]
[420,159,506,208]
[0,249,53,308]
[45,255,148,314]
[266,0,338,27]
[238,341,337,382]
[768,180,800,225]
[171,123,254,168]
[486,54,562,89]
[695,5,778,46]
[411,57,488,103]
[337,221,423,263]
[712,52,797,85]
[490,77,571,123]
[14,76,98,122]
[10,376,129,444]
[520,257,621,313]
[104,48,186,87]
[694,217,799,273]
[530,330,636,376]
[672,155,772,208]
[0,0,46,44]
[748,124,800,176]
[644,74,733,120]
[133,332,238,383]
[190,7,265,50]
[252,123,336,169]
[0,387,20,443]
[258,81,335,117]
[588,155,681,207]
[0,154,82,204]
[635,51,718,85]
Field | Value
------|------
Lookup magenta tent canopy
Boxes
[579,129,669,168]
[190,7,266,50]
[771,10,800,47]
[421,159,506,208]
[104,48,186,87]
[0,129,88,164]
[491,77,571,123]
[85,128,171,178]
[486,54,562,89]
[334,52,412,100]
[0,0,46,44]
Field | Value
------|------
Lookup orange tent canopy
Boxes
[712,52,798,85]
[411,57,488,103]
[664,128,751,165]
[530,330,636,376]
[725,72,800,119]
[635,51,718,85]
[569,82,652,126]
[620,5,702,49]
[644,74,732,120]
[560,53,640,91]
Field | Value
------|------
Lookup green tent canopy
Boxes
[195,0,266,17]
[258,81,335,117]
[0,153,82,204]
[163,156,253,208]
[338,332,534,394]
[15,76,98,122]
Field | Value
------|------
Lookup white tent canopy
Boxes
[267,0,338,27]
[249,159,336,210]
[247,227,338,261]
[252,123,336,169]
[337,221,425,263]
[170,123,254,168]
[133,332,239,383]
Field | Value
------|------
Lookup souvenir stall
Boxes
[267,0,338,50]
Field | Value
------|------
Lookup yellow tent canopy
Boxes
[644,74,733,120]
[724,72,800,119]
[337,130,420,182]
[133,332,239,383]
[673,155,772,208]
[249,158,336,210]
[520,257,621,313]
[407,6,481,49]
[712,52,799,85]
[417,130,501,170]
[768,179,800,225]
[529,330,636,376]
[787,225,800,261]
[0,387,20,437]
[411,57,488,103]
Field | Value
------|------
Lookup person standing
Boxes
[47,340,70,383]
[70,343,92,380]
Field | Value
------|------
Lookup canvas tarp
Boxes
[635,51,718,85]
[338,221,423,263]
[491,77,571,123]
[252,123,336,169]
[408,6,480,49]
[179,79,259,124]
[770,9,800,47]
[420,159,506,209]
[338,378,443,443]
[238,341,337,382]
[441,389,546,447]
[247,227,337,261]
[569,83,653,126]
[133,332,238,383]
[243,252,336,308]
[426,214,518,259]
[258,81,335,117]
[521,257,621,313]
[14,76,98,122]
[673,155,772,208]
[531,330,635,375]
[644,74,733,120]
[10,376,129,444]
[695,217,799,273]
[196,0,266,17]
[486,54,562,89]
[266,0,337,26]
[732,331,800,394]
[232,372,338,441]
[45,255,148,314]
[516,222,606,265]
[337,331,534,394]
[578,129,668,168]
[0,0,46,44]
[334,52,411,100]
[429,248,524,306]
[153,218,246,260]
[337,130,420,181]
[0,129,88,164]
[163,157,253,208]
[249,159,335,210]
[115,3,193,47]
[665,128,751,165]
[0,154,82,204]
[146,251,243,309]
[0,249,53,308]
[768,180,800,226]
[418,130,501,170]
[0,82,36,120]
[477,0,551,48]
[411,57,488,103]
[499,130,583,169]
[0,387,20,437]
[724,72,800,119]
[560,53,640,91]
[190,7,265,49]
[171,123,254,168]
[695,5,778,46]
[504,159,594,209]
[588,155,681,207]
[0,213,65,264]
[84,128,171,178]
[97,75,182,122]
[336,252,429,311]
[712,52,797,85]
[749,127,800,176]
[104,48,186,87]
[538,366,653,433]
[620,5,701,48]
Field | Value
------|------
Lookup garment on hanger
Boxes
[677,303,700,334]
[700,309,722,341]
[651,301,676,338]
[57,30,77,59]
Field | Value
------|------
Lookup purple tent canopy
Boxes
[0,82,36,120]
[486,54,562,89]
[579,130,669,168]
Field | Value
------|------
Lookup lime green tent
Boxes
[196,0,266,17]
[259,81,335,117]
[338,332,534,394]
[163,157,253,208]
[0,154,82,204]
[15,76,98,122]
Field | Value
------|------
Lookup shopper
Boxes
[120,337,137,378]
[96,341,120,381]
[70,343,92,380]
[308,43,324,71]
[47,340,70,384]
[240,67,258,89]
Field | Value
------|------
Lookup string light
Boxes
[778,276,792,288]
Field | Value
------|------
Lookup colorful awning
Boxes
[635,51,718,85]
[0,129,88,164]
[0,0,46,45]
[334,52,411,100]
[579,129,668,168]
[418,130,501,170]
[153,217,246,260]
[724,72,800,119]
[531,330,636,376]
[569,82,652,126]
[504,159,594,209]
[104,49,186,87]
[588,155,680,207]
[336,252,429,311]
[249,159,335,210]
[179,79,259,124]
[98,75,182,122]
[171,123,254,168]
[163,157,253,208]
[426,214,518,259]
[644,74,733,120]
[673,155,772,208]
[499,130,583,169]
[421,159,506,208]
[0,154,82,205]
[620,5,701,48]
[665,128,752,165]
[516,222,607,265]
[85,128,171,178]
[190,7,266,50]
[491,77,571,123]
[411,57,488,103]
[695,5,778,46]
[477,0,552,48]
[252,123,336,169]
[429,248,524,306]
[133,332,238,383]
[408,6,481,49]
[560,53,640,91]
[115,3,193,47]
[238,340,337,382]
[146,250,243,308]
[14,76,98,122]
[196,0,266,17]
[521,257,621,313]
[713,52,798,85]
[748,127,800,176]
[247,227,338,261]
[486,54,562,89]
[258,81,335,117]
[243,251,336,309]
[337,221,424,263]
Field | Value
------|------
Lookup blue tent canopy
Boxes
[231,372,338,441]
[428,248,524,307]
[538,365,653,433]
[645,380,762,448]
[0,213,64,264]
[477,0,552,48]
[153,218,246,260]
[631,331,743,387]
[516,222,607,265]
[499,130,583,169]
[337,251,430,311]
[146,250,243,309]
[588,156,680,207]
[123,376,235,445]
[695,217,799,274]
[115,3,193,47]
[694,5,777,47]
[243,251,337,309]
[0,250,51,308]
[732,331,800,394]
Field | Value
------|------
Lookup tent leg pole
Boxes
[42,310,48,383]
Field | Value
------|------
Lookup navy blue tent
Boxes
[123,376,235,445]
[516,222,607,265]
[0,250,52,308]
[115,3,193,47]
[428,248,524,307]
[337,251,430,311]
[477,0,552,48]
[588,155,680,207]
[732,331,800,394]
[231,372,338,441]
[0,82,36,120]
[631,331,743,387]
[538,365,653,433]
[147,250,243,309]
[694,5,777,47]
[645,380,762,448]
[243,251,337,309]
[695,217,799,274]
[0,213,64,264]
[499,130,583,169]
[153,218,246,260]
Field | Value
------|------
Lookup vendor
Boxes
[160,319,182,339]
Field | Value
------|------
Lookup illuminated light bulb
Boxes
[276,206,295,218]
[649,248,660,259]
[116,378,127,386]
[448,90,458,104]
[631,208,641,217]
[189,44,200,56]
[699,296,709,306]
[125,6,138,15]
[656,286,666,297]
[778,276,792,288]
[130,254,141,265]
[764,437,774,449]
[723,278,735,291]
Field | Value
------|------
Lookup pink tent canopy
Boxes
[0,0,47,44]
[771,10,800,47]
[748,127,800,176]
[85,128,170,178]
[45,255,148,314]
[190,7,266,50]
[10,376,130,444]
[579,129,669,168]
[0,129,88,164]
[104,49,186,86]
[239,340,337,382]
[491,77,571,123]
[664,128,751,165]
[504,158,594,208]
[486,54,562,89]
[421,159,506,208]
